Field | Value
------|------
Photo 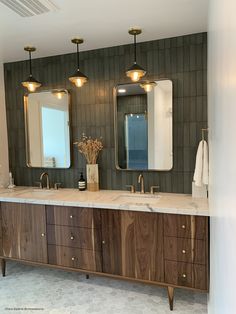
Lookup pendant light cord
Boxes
[134,34,137,64]
[29,51,32,77]
[77,43,80,70]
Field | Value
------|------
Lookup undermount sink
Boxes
[115,193,160,205]
[20,189,57,197]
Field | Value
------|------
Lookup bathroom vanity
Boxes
[0,188,209,311]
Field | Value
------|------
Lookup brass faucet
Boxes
[40,172,50,189]
[138,174,145,194]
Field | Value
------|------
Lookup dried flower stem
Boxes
[74,134,103,164]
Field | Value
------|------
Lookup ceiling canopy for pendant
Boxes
[21,46,41,92]
[126,28,146,82]
[69,38,88,88]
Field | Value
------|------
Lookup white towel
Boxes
[193,140,209,187]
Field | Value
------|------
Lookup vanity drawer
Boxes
[163,214,207,240]
[164,260,207,290]
[48,245,102,271]
[164,237,206,264]
[46,206,101,229]
[47,225,101,251]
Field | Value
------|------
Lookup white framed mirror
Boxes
[114,79,173,171]
[24,89,71,168]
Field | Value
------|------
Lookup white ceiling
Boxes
[0,0,208,63]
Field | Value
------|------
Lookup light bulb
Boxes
[75,78,85,87]
[126,66,146,82]
[28,83,36,92]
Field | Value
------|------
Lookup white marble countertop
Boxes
[0,187,209,216]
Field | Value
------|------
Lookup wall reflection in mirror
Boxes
[115,80,173,171]
[24,90,71,168]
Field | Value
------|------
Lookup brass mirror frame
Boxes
[114,78,173,172]
[24,89,72,169]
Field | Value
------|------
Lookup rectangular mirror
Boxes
[114,79,173,171]
[24,90,71,168]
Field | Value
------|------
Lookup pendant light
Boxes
[126,28,146,82]
[140,81,157,93]
[22,46,41,92]
[69,38,88,88]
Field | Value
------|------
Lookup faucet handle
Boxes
[126,185,135,193]
[150,185,160,194]
[35,181,43,189]
[54,182,61,190]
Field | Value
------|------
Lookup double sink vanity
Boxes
[0,185,209,311]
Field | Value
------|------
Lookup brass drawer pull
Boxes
[181,224,186,229]
[182,273,187,278]
[70,235,74,240]
[182,249,186,254]
[41,233,46,237]
[69,215,73,219]
[71,257,76,261]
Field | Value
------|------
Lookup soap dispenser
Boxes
[78,172,86,191]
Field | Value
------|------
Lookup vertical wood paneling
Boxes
[4,32,207,194]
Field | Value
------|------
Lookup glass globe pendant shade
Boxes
[69,69,88,88]
[22,75,41,92]
[126,63,146,82]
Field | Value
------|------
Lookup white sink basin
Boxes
[115,193,160,205]
[20,189,56,197]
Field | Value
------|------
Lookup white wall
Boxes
[0,62,9,187]
[208,0,236,313]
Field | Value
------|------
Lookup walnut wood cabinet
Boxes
[1,202,47,264]
[0,202,209,311]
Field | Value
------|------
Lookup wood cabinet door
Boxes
[1,202,47,263]
[101,209,164,282]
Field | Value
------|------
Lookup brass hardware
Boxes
[102,240,106,244]
[138,174,145,193]
[182,249,186,254]
[128,28,142,36]
[24,46,36,52]
[41,233,46,237]
[182,274,187,278]
[70,235,74,240]
[40,172,50,189]
[71,38,84,44]
[181,224,186,229]
[71,257,76,261]
[126,185,135,193]
[150,185,160,194]
[69,215,73,219]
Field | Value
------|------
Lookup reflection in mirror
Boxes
[24,90,71,168]
[115,80,173,171]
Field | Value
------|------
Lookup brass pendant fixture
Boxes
[22,46,41,92]
[126,28,146,82]
[69,38,88,88]
[140,81,157,93]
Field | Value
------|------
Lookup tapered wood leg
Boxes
[86,274,89,279]
[1,259,6,277]
[167,286,174,311]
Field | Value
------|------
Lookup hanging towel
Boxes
[193,140,209,187]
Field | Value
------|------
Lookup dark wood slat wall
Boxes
[4,32,207,193]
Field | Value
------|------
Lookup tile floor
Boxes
[0,261,207,314]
